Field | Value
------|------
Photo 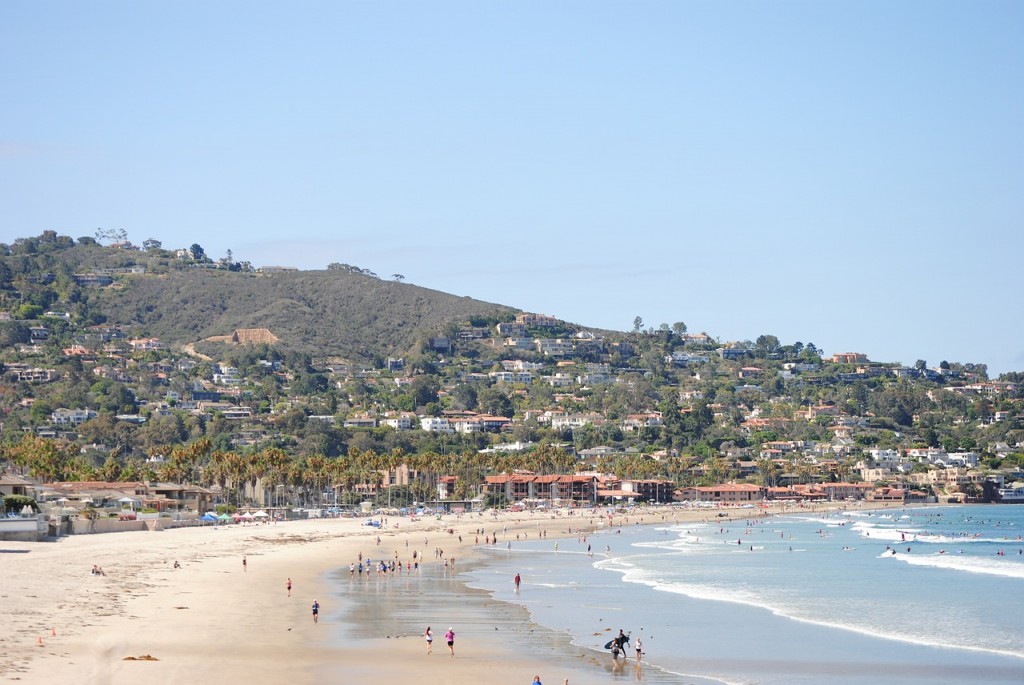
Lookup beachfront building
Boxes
[793,482,874,501]
[597,477,675,504]
[483,473,598,505]
[37,481,214,514]
[676,483,765,503]
[0,471,33,497]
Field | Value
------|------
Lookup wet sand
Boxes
[0,503,857,684]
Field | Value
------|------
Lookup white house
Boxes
[420,417,454,433]
[51,408,98,425]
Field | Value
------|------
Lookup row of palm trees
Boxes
[4,434,860,508]
[4,435,591,508]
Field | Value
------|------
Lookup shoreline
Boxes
[1,501,905,684]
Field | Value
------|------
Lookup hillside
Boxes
[0,232,1022,506]
[0,233,518,361]
[97,268,515,360]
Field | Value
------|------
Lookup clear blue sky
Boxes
[2,2,1022,374]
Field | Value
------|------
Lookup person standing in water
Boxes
[424,626,433,654]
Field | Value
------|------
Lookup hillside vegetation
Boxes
[0,231,516,362]
[1,231,1022,508]
[100,269,514,361]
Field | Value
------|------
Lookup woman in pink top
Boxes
[444,627,455,657]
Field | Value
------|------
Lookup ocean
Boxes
[461,504,1024,684]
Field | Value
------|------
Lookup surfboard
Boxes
[604,639,616,650]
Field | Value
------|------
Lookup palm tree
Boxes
[757,458,780,487]
[259,447,291,507]
[9,435,67,482]
[304,454,329,507]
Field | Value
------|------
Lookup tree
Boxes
[755,334,781,358]
[392,274,405,282]
[17,304,43,319]
[189,243,206,261]
[410,376,440,407]
[672,322,687,336]
[633,316,643,333]
[142,239,162,250]
[757,458,780,487]
[0,321,31,346]
[451,384,478,411]
[478,387,514,418]
[95,228,127,244]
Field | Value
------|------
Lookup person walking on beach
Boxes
[514,573,521,591]
[444,627,455,657]
[311,599,320,624]
[242,555,247,572]
[611,629,629,658]
[635,636,643,661]
[424,626,433,654]
[286,577,292,596]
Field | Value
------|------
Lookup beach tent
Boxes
[240,512,255,521]
[200,512,218,523]
[253,510,269,518]
[217,513,233,523]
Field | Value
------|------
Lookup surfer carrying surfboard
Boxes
[606,629,630,658]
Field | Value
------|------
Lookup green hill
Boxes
[0,233,517,361]
[100,268,515,360]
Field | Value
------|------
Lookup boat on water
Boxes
[997,482,1024,503]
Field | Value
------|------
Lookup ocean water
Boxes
[463,504,1024,685]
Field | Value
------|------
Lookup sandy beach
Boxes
[1,503,861,685]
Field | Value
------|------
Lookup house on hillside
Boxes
[51,408,97,426]
[621,413,663,432]
[421,417,454,433]
[536,339,574,357]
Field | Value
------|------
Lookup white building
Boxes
[51,408,98,425]
[420,417,454,433]
[536,339,574,357]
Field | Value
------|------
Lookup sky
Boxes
[2,2,1022,375]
